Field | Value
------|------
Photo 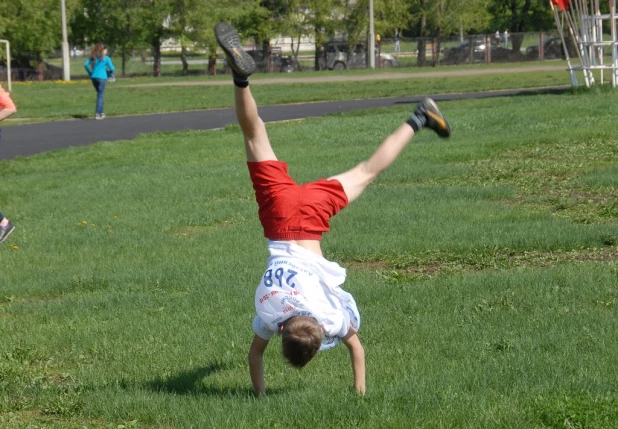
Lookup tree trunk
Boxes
[314,27,323,70]
[153,37,161,77]
[417,38,427,66]
[506,0,530,52]
[37,59,43,81]
[417,7,427,67]
[262,40,271,73]
[180,45,189,76]
[518,0,532,31]
[432,24,443,67]
[121,46,127,78]
[293,34,301,58]
[208,54,217,75]
[122,22,132,78]
[511,33,524,52]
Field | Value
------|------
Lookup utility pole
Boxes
[61,0,70,81]
[368,0,375,68]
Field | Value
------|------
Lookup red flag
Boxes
[551,0,570,11]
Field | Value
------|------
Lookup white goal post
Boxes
[0,39,10,92]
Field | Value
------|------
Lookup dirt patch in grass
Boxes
[345,246,618,282]
[345,260,390,271]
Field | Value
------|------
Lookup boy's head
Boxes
[280,316,323,368]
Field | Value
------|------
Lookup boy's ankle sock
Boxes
[406,111,427,132]
[232,70,249,88]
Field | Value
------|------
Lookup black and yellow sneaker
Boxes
[215,22,256,79]
[407,98,451,138]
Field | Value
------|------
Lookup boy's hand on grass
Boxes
[343,329,365,397]
[356,384,366,396]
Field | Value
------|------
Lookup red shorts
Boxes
[248,161,348,240]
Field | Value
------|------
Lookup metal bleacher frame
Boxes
[551,0,618,87]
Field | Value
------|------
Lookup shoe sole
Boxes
[0,225,14,243]
[422,98,451,138]
[215,22,256,78]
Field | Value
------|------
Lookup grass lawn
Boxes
[45,52,560,79]
[4,62,582,123]
[1,87,617,428]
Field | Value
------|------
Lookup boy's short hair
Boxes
[281,316,323,368]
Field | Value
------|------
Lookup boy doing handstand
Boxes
[215,22,451,396]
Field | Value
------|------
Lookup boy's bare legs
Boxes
[234,85,277,162]
[331,124,414,203]
[215,22,276,163]
[332,98,451,204]
[216,22,451,208]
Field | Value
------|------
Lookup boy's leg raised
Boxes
[215,22,276,162]
[234,86,277,162]
[331,98,450,204]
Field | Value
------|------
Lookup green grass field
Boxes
[4,62,579,123]
[1,82,618,428]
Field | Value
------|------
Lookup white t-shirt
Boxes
[253,241,360,351]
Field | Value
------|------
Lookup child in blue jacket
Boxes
[84,43,115,120]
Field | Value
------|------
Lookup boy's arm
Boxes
[248,334,269,397]
[0,106,16,121]
[0,91,17,121]
[342,329,366,395]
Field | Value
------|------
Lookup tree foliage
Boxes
[0,0,79,64]
[489,0,555,33]
[1,0,557,75]
[70,0,144,76]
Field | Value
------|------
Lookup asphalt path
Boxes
[0,86,567,161]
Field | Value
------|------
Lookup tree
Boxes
[489,0,555,51]
[369,0,413,38]
[256,0,312,66]
[71,0,143,77]
[279,2,313,60]
[134,0,176,77]
[256,0,352,70]
[181,1,263,75]
[168,0,191,75]
[0,0,80,65]
[408,0,491,65]
[263,0,334,68]
[457,0,493,38]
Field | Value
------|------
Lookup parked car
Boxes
[246,50,300,73]
[525,36,577,60]
[442,39,501,64]
[321,41,399,70]
[278,55,299,73]
[223,49,300,73]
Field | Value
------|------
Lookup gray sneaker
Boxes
[0,221,15,243]
[215,22,256,79]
